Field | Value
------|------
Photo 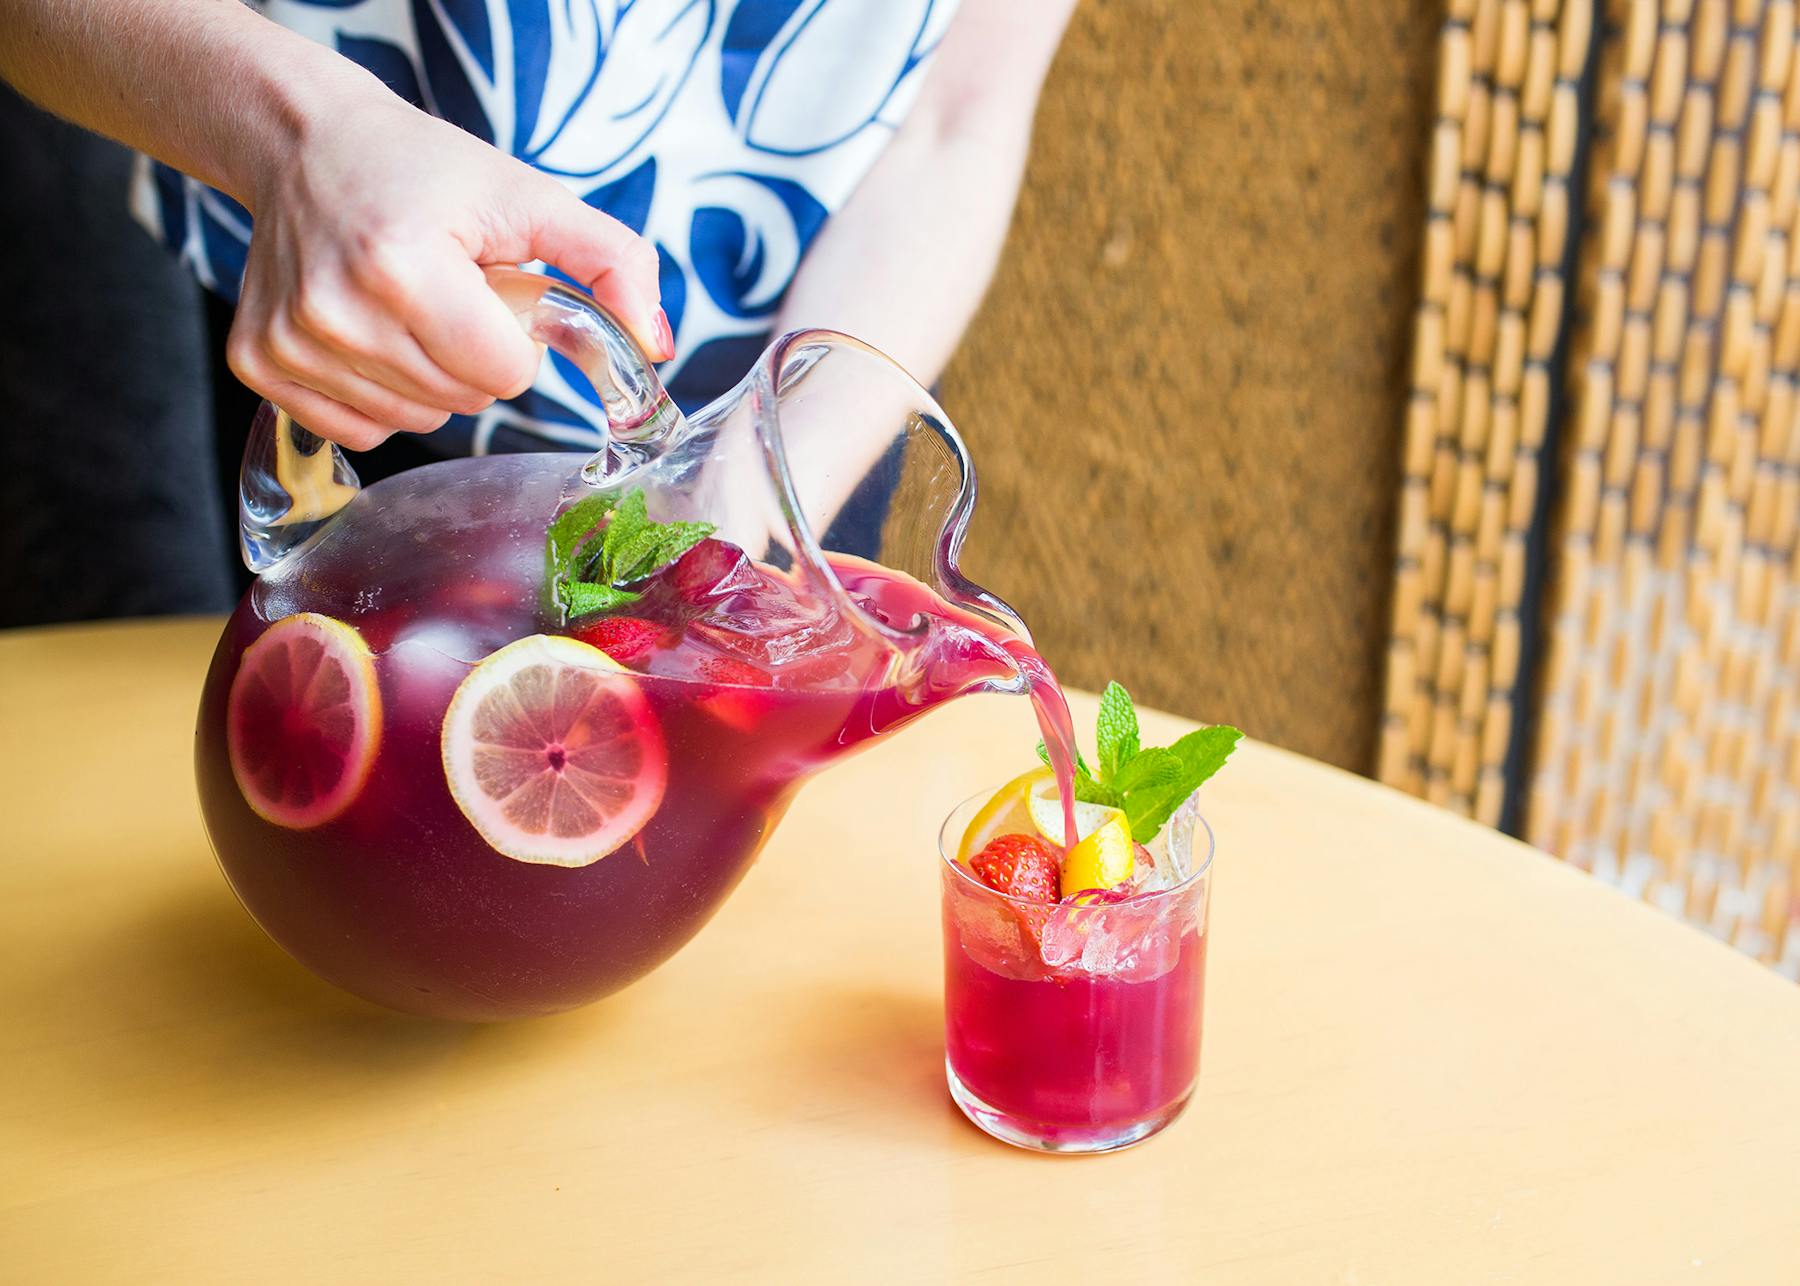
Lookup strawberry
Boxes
[969,833,1062,903]
[696,655,773,688]
[573,616,666,665]
[670,538,756,604]
[695,654,776,731]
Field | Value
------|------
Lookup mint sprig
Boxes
[1038,681,1241,842]
[547,488,714,616]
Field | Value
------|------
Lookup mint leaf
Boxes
[608,521,713,586]
[547,494,617,570]
[1169,726,1242,792]
[648,521,713,572]
[1095,681,1139,782]
[567,528,610,582]
[563,581,642,615]
[547,487,718,620]
[1114,745,1182,793]
[1035,740,1115,805]
[610,525,674,584]
[601,491,650,567]
[1074,774,1120,808]
[1125,726,1242,841]
[1034,686,1241,845]
[613,520,715,586]
[1121,780,1193,842]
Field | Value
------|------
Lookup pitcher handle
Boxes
[239,266,679,573]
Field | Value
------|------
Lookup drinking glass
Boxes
[939,790,1214,1153]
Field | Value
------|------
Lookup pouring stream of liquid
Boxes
[1005,641,1081,851]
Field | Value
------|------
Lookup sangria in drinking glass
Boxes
[939,685,1235,1152]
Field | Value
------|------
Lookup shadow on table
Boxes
[752,984,970,1144]
[17,873,617,1143]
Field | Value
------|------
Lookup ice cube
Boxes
[1110,919,1183,984]
[1036,906,1088,969]
[952,896,1043,982]
[1034,895,1187,983]
[1120,815,1200,896]
[687,590,857,673]
[1125,849,1180,895]
[1078,913,1127,973]
[688,613,849,665]
[390,617,512,664]
[1162,796,1204,881]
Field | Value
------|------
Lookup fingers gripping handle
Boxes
[481,267,679,444]
[238,266,678,573]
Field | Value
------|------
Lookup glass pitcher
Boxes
[195,268,1050,1021]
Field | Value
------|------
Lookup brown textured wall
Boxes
[943,0,1440,772]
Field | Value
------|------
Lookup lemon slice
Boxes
[1026,778,1135,897]
[1024,778,1123,846]
[228,612,381,829]
[957,766,1052,863]
[442,635,667,867]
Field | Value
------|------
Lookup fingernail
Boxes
[651,308,675,362]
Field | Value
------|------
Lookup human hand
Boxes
[228,88,670,449]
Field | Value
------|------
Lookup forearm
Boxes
[2,0,667,448]
[772,0,1078,388]
[772,105,1033,389]
[0,0,379,207]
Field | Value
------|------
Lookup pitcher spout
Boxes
[728,325,1035,662]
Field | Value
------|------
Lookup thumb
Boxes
[527,190,670,361]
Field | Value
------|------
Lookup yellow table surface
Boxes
[4,617,1800,1283]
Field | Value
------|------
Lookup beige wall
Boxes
[942,0,1440,772]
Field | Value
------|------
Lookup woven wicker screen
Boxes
[1382,0,1800,975]
[1379,0,1591,823]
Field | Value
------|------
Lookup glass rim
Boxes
[937,783,1216,909]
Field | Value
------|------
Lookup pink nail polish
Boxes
[651,309,674,362]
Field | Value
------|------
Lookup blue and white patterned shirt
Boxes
[131,0,959,454]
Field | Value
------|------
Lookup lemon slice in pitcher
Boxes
[227,612,381,829]
[1026,778,1135,897]
[442,635,667,867]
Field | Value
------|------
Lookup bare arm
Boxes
[0,0,669,448]
[770,0,1079,388]
[1,0,330,204]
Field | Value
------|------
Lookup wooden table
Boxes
[4,618,1800,1282]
